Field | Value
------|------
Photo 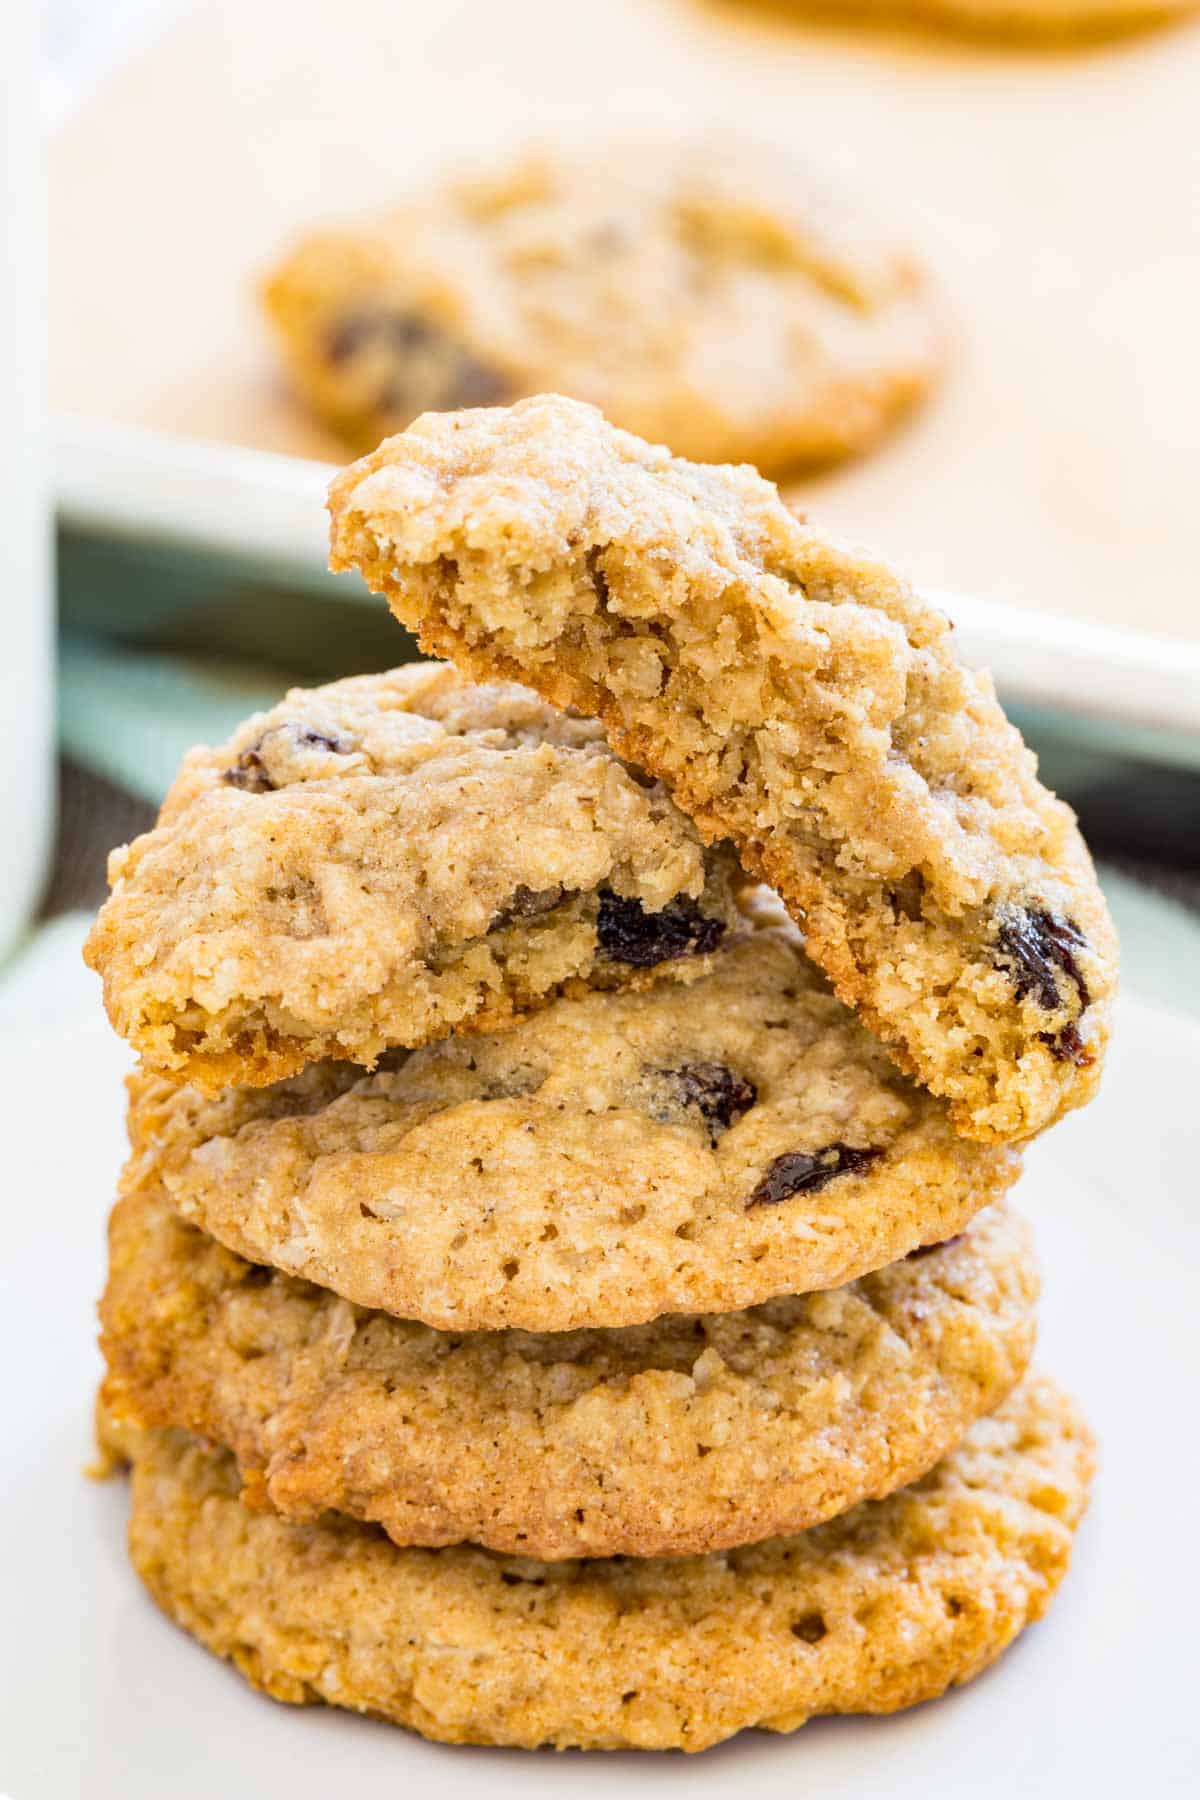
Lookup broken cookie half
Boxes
[84,662,742,1088]
[329,394,1117,1143]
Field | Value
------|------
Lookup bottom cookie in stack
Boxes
[100,1377,1093,1753]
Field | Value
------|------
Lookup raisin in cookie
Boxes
[83,663,740,1089]
[263,139,941,474]
[108,1376,1093,1752]
[101,1184,1036,1560]
[124,920,1020,1332]
[330,396,1118,1143]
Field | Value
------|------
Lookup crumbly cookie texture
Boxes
[330,396,1118,1143]
[101,1185,1036,1560]
[124,920,1020,1332]
[263,139,941,474]
[109,1376,1093,1753]
[83,663,740,1089]
[760,0,1194,39]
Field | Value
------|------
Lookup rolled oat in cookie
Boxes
[329,395,1118,1142]
[109,1375,1094,1752]
[83,662,740,1089]
[123,919,1020,1332]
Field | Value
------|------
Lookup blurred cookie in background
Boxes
[262,138,943,475]
[728,0,1196,40]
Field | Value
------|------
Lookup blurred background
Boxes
[7,0,1200,1009]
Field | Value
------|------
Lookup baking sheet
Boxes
[50,0,1200,641]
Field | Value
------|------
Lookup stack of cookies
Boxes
[89,397,1113,1754]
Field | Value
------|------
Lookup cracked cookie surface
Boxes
[109,1376,1093,1752]
[83,663,739,1089]
[330,395,1118,1142]
[101,1187,1036,1559]
[124,918,1020,1331]
[263,138,941,474]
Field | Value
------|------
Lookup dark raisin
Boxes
[294,727,354,754]
[791,1613,828,1644]
[1040,1024,1094,1068]
[223,748,275,792]
[489,885,566,931]
[326,308,435,364]
[222,723,354,792]
[325,306,509,416]
[596,891,725,967]
[500,1571,545,1587]
[993,906,1091,1013]
[905,1233,965,1262]
[746,1144,883,1209]
[651,1062,757,1144]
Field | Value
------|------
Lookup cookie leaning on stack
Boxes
[330,395,1117,1146]
[90,397,1108,1753]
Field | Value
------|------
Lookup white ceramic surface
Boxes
[1,935,1197,1797]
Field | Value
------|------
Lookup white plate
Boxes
[2,957,1198,1797]
[54,414,1200,762]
